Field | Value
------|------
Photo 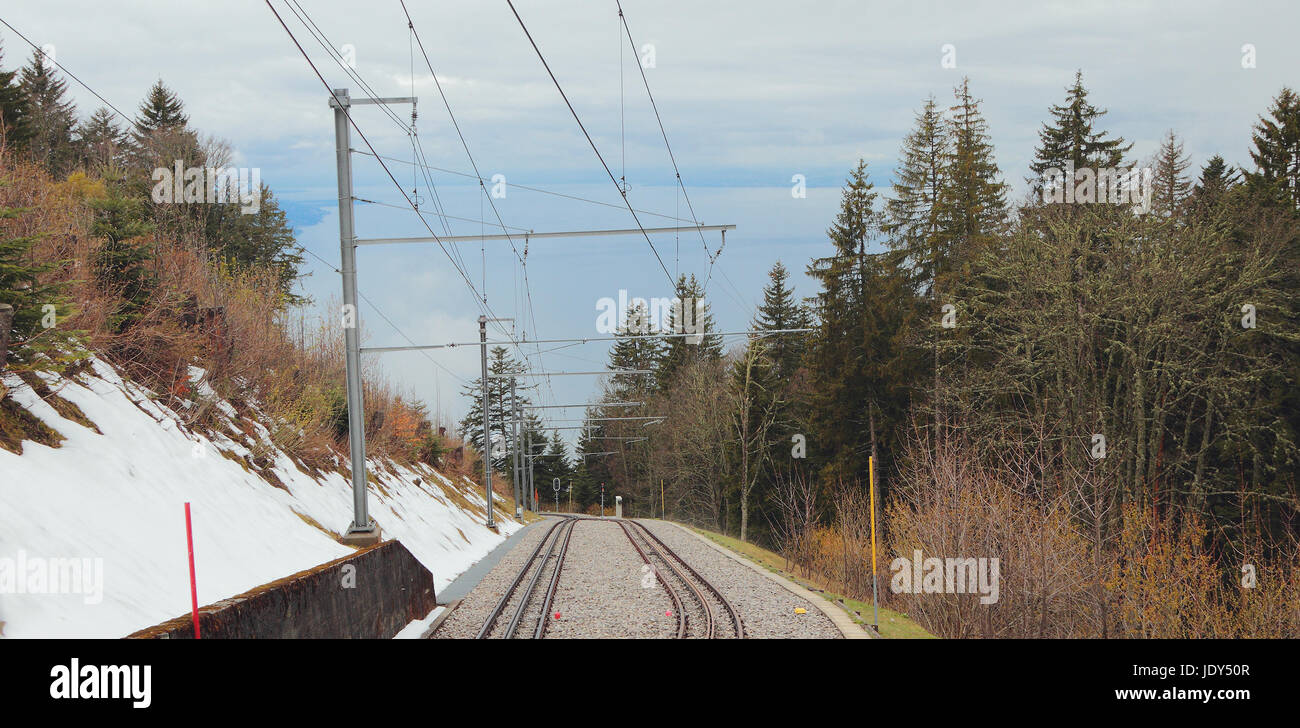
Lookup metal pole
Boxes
[332,88,375,543]
[525,429,533,512]
[511,380,522,518]
[869,454,879,632]
[479,316,494,528]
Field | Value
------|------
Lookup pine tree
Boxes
[0,41,32,148]
[883,96,948,292]
[19,49,79,176]
[656,273,721,390]
[1151,130,1192,219]
[1030,70,1132,190]
[76,107,126,170]
[934,78,1008,268]
[1245,87,1300,211]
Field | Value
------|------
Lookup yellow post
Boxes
[869,455,879,632]
[661,479,665,520]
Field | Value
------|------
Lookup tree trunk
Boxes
[0,304,13,370]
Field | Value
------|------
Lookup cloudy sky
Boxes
[3,0,1296,437]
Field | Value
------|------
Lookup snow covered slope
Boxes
[0,356,519,638]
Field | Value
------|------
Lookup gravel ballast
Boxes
[544,519,675,638]
[432,516,841,638]
[431,519,557,639]
[638,520,842,639]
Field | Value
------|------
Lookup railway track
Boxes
[617,519,745,639]
[476,516,577,639]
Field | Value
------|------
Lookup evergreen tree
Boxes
[76,107,126,170]
[1029,70,1131,190]
[574,407,618,512]
[90,191,154,332]
[536,432,572,507]
[129,79,199,173]
[934,78,1008,268]
[0,42,32,147]
[883,96,948,293]
[1189,155,1242,216]
[206,184,306,305]
[656,273,721,390]
[19,50,79,176]
[133,79,188,138]
[806,160,878,479]
[0,205,75,363]
[458,346,528,473]
[752,260,811,382]
[1245,87,1300,211]
[1151,130,1192,219]
[607,301,663,401]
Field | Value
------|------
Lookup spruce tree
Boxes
[1029,70,1131,190]
[19,50,79,176]
[883,96,948,292]
[656,273,721,390]
[806,160,877,479]
[752,260,811,381]
[1245,87,1300,211]
[1151,130,1192,219]
[0,205,75,362]
[76,107,126,170]
[0,42,32,148]
[90,191,154,332]
[207,184,305,305]
[133,79,188,137]
[536,432,572,505]
[1189,154,1240,211]
[607,301,663,401]
[129,79,199,172]
[934,78,1008,268]
[458,346,527,472]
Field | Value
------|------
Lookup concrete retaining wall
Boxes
[127,540,436,639]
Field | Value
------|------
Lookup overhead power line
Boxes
[0,17,133,125]
[506,0,676,289]
[265,0,519,346]
[352,149,702,225]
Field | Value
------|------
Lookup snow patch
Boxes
[0,356,519,638]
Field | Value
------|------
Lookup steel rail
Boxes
[533,518,576,638]
[475,517,567,639]
[624,520,715,638]
[503,517,573,638]
[617,520,686,638]
[631,520,745,639]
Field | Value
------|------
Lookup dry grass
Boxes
[1,148,471,479]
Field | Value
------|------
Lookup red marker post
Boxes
[184,502,200,639]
